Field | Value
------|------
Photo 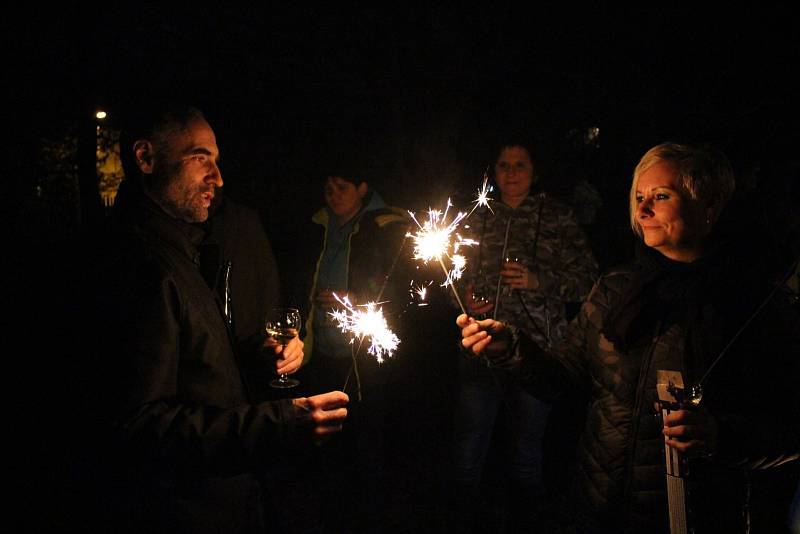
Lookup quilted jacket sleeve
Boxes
[709,292,800,470]
[515,272,620,401]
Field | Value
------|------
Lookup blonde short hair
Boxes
[629,142,735,237]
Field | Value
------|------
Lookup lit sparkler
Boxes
[407,199,479,315]
[328,293,400,363]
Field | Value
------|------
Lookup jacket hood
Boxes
[313,190,387,226]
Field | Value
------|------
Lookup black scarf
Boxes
[601,240,730,356]
[600,195,788,391]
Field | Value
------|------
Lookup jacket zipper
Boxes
[622,319,662,524]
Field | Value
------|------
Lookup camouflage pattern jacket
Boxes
[463,193,598,353]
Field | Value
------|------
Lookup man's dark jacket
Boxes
[89,182,302,534]
[197,195,282,400]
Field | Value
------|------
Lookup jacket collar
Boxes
[493,192,545,212]
[311,190,388,227]
[115,178,206,262]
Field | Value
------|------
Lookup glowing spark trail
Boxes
[329,293,400,363]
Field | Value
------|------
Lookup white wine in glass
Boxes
[265,307,301,389]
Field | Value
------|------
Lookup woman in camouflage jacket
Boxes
[448,140,598,529]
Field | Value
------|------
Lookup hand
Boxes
[662,405,719,458]
[500,261,539,290]
[465,283,493,316]
[456,313,510,355]
[264,335,304,375]
[293,391,349,440]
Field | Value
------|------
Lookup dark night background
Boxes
[6,5,799,532]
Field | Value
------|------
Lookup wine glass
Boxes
[470,271,492,320]
[265,307,301,389]
[500,256,521,297]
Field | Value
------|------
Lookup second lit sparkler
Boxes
[406,176,492,314]
[328,293,400,364]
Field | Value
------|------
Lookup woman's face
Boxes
[494,146,534,203]
[324,176,367,223]
[635,162,709,262]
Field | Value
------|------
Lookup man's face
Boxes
[153,118,222,223]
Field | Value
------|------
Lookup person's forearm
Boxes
[115,397,301,476]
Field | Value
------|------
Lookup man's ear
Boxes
[357,181,368,198]
[133,139,155,174]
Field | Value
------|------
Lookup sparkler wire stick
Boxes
[376,231,411,304]
[698,257,799,388]
[492,215,513,320]
[342,342,363,401]
[439,257,467,315]
[340,229,411,398]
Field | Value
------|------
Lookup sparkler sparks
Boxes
[471,174,493,214]
[409,280,432,306]
[406,177,493,315]
[414,283,428,301]
[415,285,427,300]
[407,200,478,289]
[328,293,400,363]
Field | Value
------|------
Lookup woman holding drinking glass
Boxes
[458,142,800,533]
[449,138,598,530]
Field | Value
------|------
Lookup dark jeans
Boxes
[446,357,553,532]
[451,356,552,492]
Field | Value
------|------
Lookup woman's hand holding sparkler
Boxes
[456,314,512,356]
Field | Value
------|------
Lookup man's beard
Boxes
[149,166,213,223]
[168,181,213,223]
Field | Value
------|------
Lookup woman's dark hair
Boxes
[321,153,368,187]
[486,133,539,186]
[493,136,537,168]
[326,172,366,187]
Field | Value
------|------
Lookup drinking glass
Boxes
[500,256,521,297]
[265,307,301,389]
